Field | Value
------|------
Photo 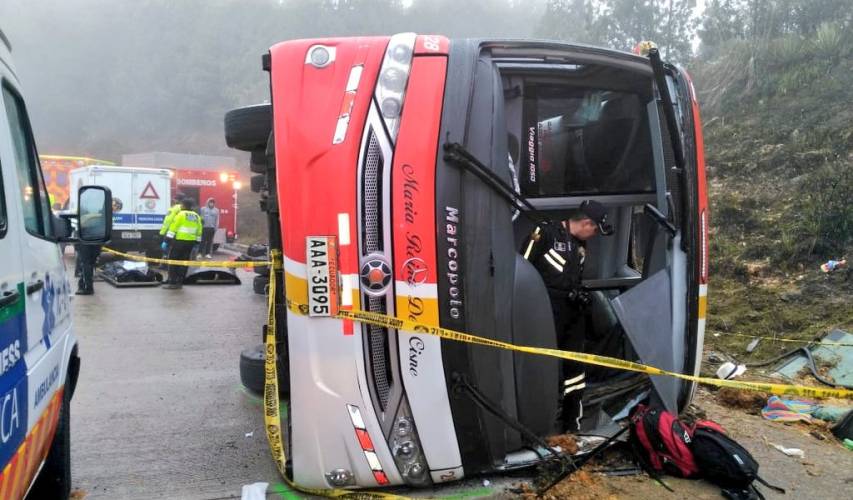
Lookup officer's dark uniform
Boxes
[522,222,588,432]
[75,244,102,295]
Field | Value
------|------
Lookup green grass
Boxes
[706,273,852,363]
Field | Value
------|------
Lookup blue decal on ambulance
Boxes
[0,284,29,467]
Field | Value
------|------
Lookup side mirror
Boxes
[78,186,112,243]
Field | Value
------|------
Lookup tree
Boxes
[536,0,699,62]
[697,0,748,58]
[537,0,608,45]
[602,0,698,62]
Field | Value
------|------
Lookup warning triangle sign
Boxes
[139,181,160,199]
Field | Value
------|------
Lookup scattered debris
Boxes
[244,431,254,438]
[482,479,491,487]
[240,482,268,500]
[70,490,87,500]
[531,469,611,500]
[820,259,846,273]
[762,396,815,422]
[802,461,823,477]
[717,387,767,413]
[833,410,853,440]
[716,361,747,380]
[546,433,579,455]
[772,329,852,388]
[746,337,761,353]
[681,403,708,423]
[768,441,805,458]
[812,405,850,423]
[844,438,853,451]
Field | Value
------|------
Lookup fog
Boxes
[0,0,546,160]
[1,0,848,162]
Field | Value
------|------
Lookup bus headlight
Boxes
[389,400,431,487]
[374,33,416,142]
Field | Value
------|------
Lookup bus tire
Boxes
[29,385,71,500]
[240,343,289,396]
[250,148,270,174]
[253,275,269,295]
[224,104,271,152]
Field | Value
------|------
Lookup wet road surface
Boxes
[68,259,279,499]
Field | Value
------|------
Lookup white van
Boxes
[0,28,112,499]
[68,165,171,258]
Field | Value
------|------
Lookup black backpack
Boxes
[691,422,785,500]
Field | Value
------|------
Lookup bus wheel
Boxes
[253,275,269,295]
[29,386,71,499]
[239,343,289,396]
[224,104,271,152]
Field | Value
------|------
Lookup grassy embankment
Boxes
[693,24,853,362]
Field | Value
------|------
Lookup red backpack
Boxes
[629,404,699,478]
[630,405,785,499]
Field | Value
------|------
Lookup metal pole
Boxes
[233,189,238,238]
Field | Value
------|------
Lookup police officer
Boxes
[162,198,203,289]
[74,243,101,295]
[521,199,613,432]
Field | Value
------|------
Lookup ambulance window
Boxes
[2,82,52,238]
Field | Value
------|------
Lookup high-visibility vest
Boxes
[160,203,182,235]
[166,210,203,242]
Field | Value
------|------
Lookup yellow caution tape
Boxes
[262,251,408,499]
[262,251,850,497]
[284,298,853,400]
[102,247,271,269]
[712,332,853,347]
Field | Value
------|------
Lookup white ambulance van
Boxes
[68,165,171,257]
[0,28,112,499]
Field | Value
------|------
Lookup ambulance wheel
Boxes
[240,343,289,396]
[253,275,269,295]
[29,385,71,499]
[224,104,272,152]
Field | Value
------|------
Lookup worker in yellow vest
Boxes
[162,198,203,289]
[159,192,185,257]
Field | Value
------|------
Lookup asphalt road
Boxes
[66,259,281,499]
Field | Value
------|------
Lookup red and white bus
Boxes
[226,34,708,490]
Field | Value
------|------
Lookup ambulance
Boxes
[226,34,708,489]
[68,165,171,257]
[1,27,112,499]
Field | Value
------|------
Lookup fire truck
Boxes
[226,34,708,490]
[40,155,115,209]
[172,169,239,244]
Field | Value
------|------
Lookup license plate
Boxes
[121,231,142,239]
[306,236,339,317]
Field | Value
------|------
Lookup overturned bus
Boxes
[225,34,709,490]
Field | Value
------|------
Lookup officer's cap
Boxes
[580,200,614,236]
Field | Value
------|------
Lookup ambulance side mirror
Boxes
[77,186,113,243]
